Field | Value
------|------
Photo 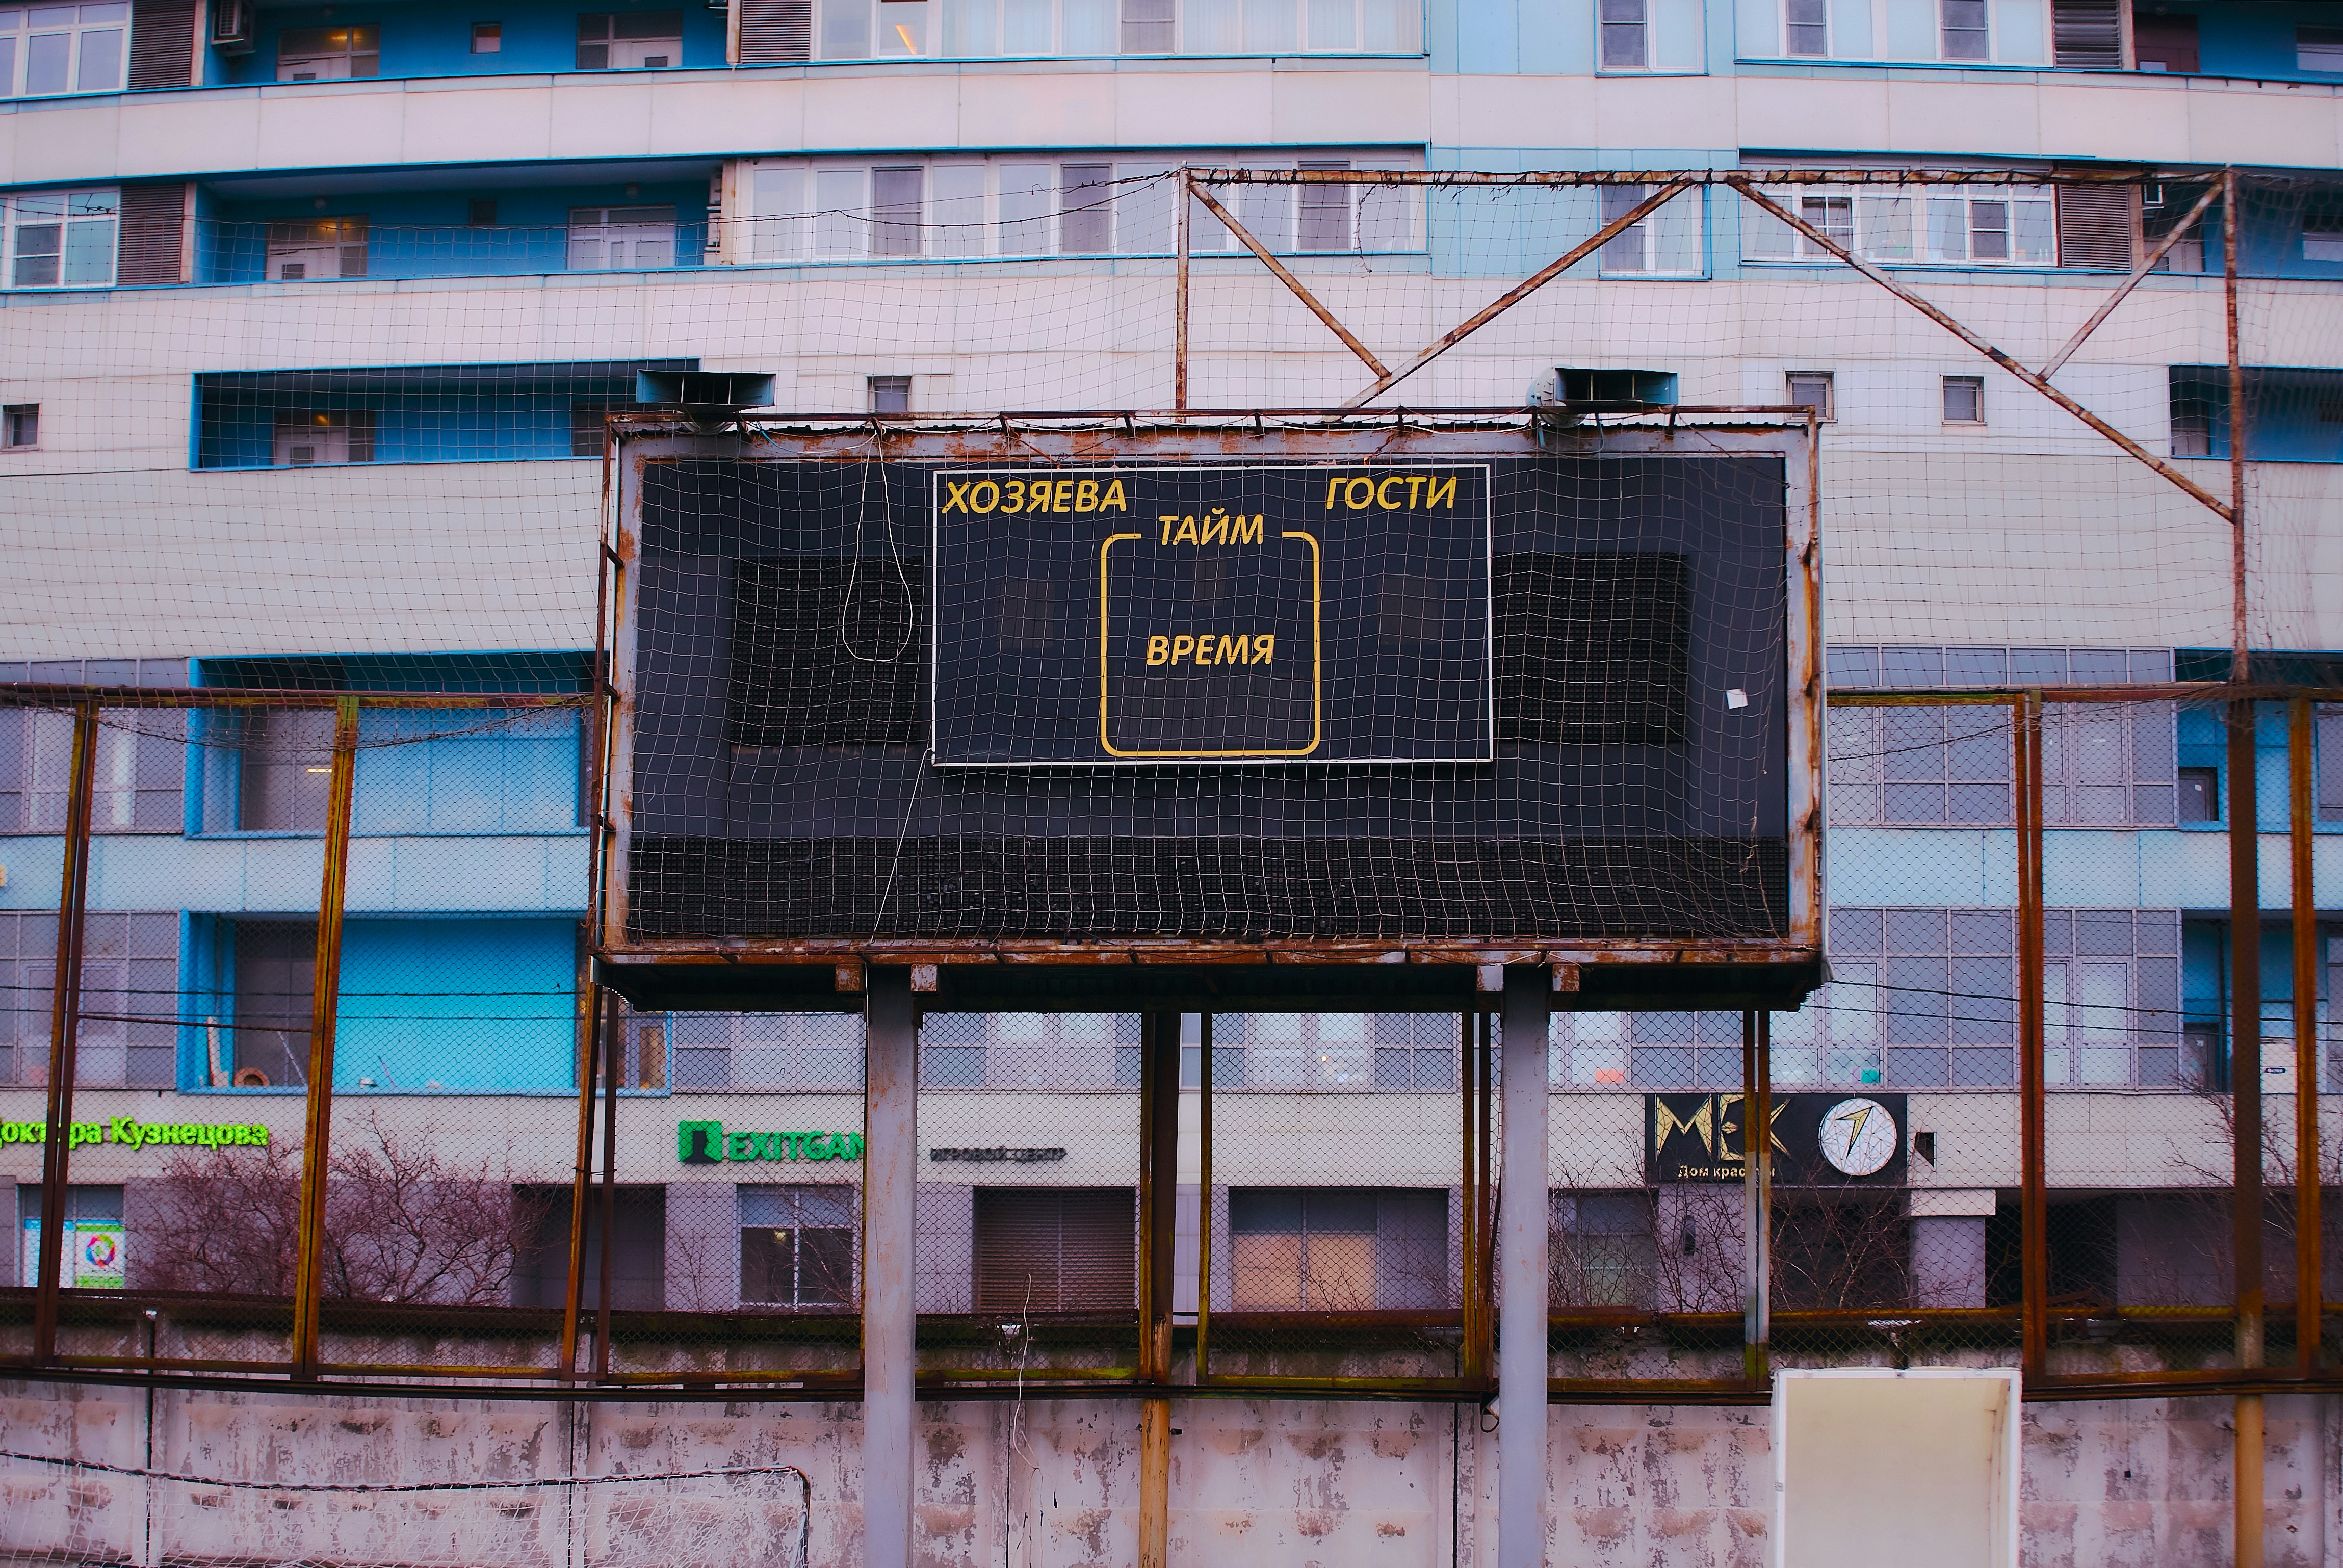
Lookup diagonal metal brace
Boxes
[1342,178,1698,408]
[1729,178,2233,523]
[1186,177,1389,378]
[2040,178,2224,380]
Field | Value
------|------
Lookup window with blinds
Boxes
[971,1186,1135,1311]
[2054,183,2136,270]
[126,0,193,86]
[738,0,812,60]
[116,180,185,284]
[2049,0,2121,67]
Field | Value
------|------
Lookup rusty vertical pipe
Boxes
[2290,698,2322,1374]
[593,986,619,1379]
[1174,170,1190,412]
[2233,692,2268,1568]
[1742,1009,1773,1387]
[1477,1011,1495,1375]
[1137,1011,1178,1568]
[290,695,359,1380]
[32,704,98,1365]
[2017,692,2049,1383]
[1460,1011,1479,1384]
[560,963,602,1379]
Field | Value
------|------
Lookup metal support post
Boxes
[1173,171,1190,411]
[32,703,98,1365]
[1461,1011,1482,1384]
[2016,692,2049,1382]
[1195,1011,1214,1383]
[1137,1012,1181,1568]
[2232,694,2266,1568]
[592,984,619,1378]
[2290,698,2321,1372]
[1497,967,1550,1568]
[290,695,360,1380]
[560,951,603,1377]
[1741,1010,1772,1387]
[863,967,919,1568]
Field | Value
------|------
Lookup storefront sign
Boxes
[676,1121,864,1165]
[0,1118,271,1150]
[929,1147,1067,1163]
[1645,1093,1907,1186]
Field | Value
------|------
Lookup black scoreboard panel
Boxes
[624,453,1788,943]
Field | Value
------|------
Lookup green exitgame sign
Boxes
[676,1121,864,1165]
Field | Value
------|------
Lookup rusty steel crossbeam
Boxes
[2039,179,2223,380]
[1340,179,1697,408]
[1728,178,2236,523]
[1183,176,1390,379]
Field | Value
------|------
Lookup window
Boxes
[1058,162,1113,252]
[15,1185,125,1287]
[513,1185,665,1308]
[1551,1192,1654,1308]
[4,188,116,289]
[972,1187,1135,1310]
[1597,183,1702,274]
[1750,184,2052,267]
[2306,214,2343,264]
[1369,1014,1455,1089]
[1786,371,1835,420]
[468,198,498,227]
[1942,375,1984,423]
[0,707,183,834]
[231,919,316,1088]
[1828,696,2175,827]
[1228,1188,1446,1310]
[1784,0,1826,54]
[3,403,34,447]
[0,2,127,97]
[658,1010,863,1090]
[1939,0,1987,57]
[867,374,910,413]
[472,20,501,49]
[870,166,923,256]
[740,1185,854,1306]
[2178,765,2218,822]
[266,216,367,281]
[569,397,626,455]
[275,24,378,80]
[1120,0,1170,50]
[874,0,926,52]
[2050,0,2120,66]
[2303,26,2343,72]
[567,206,675,269]
[1598,0,1645,66]
[0,912,175,1089]
[575,10,681,67]
[271,409,374,466]
[2131,8,2195,71]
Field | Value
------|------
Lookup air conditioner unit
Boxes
[210,0,255,54]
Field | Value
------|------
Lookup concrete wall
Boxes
[2,1377,2334,1566]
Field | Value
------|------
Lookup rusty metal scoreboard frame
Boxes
[593,412,1825,1014]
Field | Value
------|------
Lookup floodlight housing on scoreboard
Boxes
[594,414,1824,1015]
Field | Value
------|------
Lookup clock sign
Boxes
[1817,1097,1899,1177]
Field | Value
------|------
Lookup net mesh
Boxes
[1,164,2336,1398]
[0,1450,811,1568]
